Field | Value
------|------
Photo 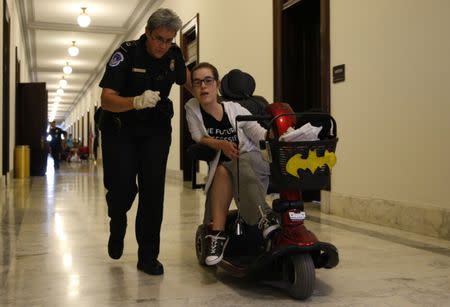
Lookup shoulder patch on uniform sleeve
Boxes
[109,51,124,67]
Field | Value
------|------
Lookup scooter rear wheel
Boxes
[195,225,207,265]
[283,253,315,300]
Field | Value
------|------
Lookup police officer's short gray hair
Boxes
[147,8,182,32]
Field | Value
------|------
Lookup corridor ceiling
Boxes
[17,0,157,123]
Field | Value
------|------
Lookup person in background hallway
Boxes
[98,8,191,275]
[61,133,73,162]
[65,133,74,150]
[48,121,66,170]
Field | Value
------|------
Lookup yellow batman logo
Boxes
[286,150,336,177]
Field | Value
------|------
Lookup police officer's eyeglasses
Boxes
[149,33,174,46]
[192,77,216,88]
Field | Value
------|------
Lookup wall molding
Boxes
[321,191,450,240]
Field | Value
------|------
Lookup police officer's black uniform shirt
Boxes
[201,104,238,162]
[99,34,186,134]
[49,127,64,149]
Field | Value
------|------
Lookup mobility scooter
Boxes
[194,102,339,300]
[195,103,339,299]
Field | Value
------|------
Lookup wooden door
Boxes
[16,83,48,176]
[274,0,330,112]
[3,0,11,176]
[273,0,330,201]
[81,115,85,146]
[87,111,91,156]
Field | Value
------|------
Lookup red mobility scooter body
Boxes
[195,102,339,300]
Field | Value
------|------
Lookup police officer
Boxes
[99,8,191,275]
[48,121,66,169]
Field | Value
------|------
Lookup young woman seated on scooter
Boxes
[185,62,280,266]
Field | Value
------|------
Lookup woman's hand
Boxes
[218,140,239,160]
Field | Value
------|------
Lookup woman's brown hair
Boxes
[190,62,220,81]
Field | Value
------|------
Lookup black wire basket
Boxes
[264,138,338,191]
[236,112,339,192]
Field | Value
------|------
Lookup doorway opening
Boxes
[3,0,11,179]
[179,14,199,185]
[273,0,330,200]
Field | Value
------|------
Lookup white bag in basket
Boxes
[279,123,322,142]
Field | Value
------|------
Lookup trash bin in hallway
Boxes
[14,145,30,178]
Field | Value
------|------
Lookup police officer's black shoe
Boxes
[108,218,126,259]
[137,259,164,275]
[108,235,124,260]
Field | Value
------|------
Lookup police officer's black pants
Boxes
[101,127,171,262]
[50,147,61,169]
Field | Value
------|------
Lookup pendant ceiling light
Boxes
[59,76,68,88]
[54,96,62,103]
[77,7,91,28]
[63,62,72,75]
[68,41,79,57]
[56,88,64,96]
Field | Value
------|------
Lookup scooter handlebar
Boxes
[235,115,272,122]
[236,113,337,137]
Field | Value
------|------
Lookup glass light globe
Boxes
[56,88,64,96]
[68,41,79,57]
[77,8,91,28]
[63,63,72,75]
[54,96,62,103]
[59,77,68,88]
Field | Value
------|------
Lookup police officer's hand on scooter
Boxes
[133,90,161,110]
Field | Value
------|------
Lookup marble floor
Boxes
[1,159,449,307]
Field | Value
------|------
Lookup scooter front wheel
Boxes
[283,253,316,300]
[195,225,207,265]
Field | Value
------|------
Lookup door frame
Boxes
[179,14,199,181]
[273,0,331,198]
[3,0,11,178]
[273,0,330,113]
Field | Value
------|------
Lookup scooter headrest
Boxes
[220,69,256,100]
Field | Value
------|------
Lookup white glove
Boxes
[133,90,161,110]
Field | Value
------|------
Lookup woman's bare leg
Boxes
[209,165,233,231]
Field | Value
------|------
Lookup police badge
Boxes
[170,59,175,71]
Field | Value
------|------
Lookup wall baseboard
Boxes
[6,171,12,186]
[166,169,183,181]
[321,191,450,240]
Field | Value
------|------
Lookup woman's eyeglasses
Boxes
[192,77,216,88]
